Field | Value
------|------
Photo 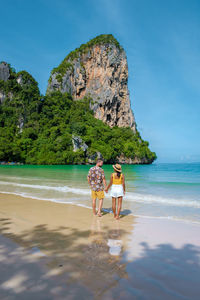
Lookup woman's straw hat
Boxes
[112,164,122,172]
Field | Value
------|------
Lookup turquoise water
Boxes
[0,163,200,223]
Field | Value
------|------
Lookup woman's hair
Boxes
[116,171,121,178]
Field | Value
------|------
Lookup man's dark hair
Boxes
[96,158,104,163]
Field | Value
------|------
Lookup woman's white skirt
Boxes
[110,184,124,198]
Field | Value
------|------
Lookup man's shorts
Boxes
[91,190,104,200]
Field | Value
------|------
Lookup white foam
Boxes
[0,181,90,195]
[0,175,65,183]
[1,191,200,225]
[125,192,200,208]
[1,180,200,208]
[0,191,92,209]
[131,214,200,225]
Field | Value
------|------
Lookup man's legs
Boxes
[91,190,97,215]
[112,197,116,218]
[97,198,103,217]
[96,190,104,217]
[92,197,97,215]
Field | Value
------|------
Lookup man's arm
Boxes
[102,170,107,190]
[87,170,91,187]
[105,174,113,192]
[103,177,107,190]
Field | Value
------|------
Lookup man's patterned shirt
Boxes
[87,166,105,191]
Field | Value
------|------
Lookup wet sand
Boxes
[0,193,200,300]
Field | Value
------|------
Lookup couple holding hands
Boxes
[87,159,125,219]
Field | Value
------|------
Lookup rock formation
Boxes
[0,63,40,132]
[0,36,157,165]
[72,135,88,152]
[0,62,10,82]
[0,62,39,105]
[0,62,10,104]
[47,34,136,132]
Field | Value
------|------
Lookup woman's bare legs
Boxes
[116,197,122,220]
[112,197,116,218]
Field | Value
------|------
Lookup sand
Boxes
[0,192,200,300]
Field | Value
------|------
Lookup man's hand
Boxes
[103,178,107,190]
[87,176,91,187]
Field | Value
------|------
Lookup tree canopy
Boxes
[0,64,157,165]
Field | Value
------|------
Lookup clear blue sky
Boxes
[1,0,200,163]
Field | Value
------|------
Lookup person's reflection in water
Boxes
[90,216,124,257]
[44,217,129,298]
[89,215,105,248]
[90,215,102,236]
[107,219,123,256]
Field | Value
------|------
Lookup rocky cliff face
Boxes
[47,34,136,132]
[0,62,40,132]
[0,62,10,82]
[0,62,37,104]
[0,37,157,165]
[0,62,10,104]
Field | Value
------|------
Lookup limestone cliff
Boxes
[0,62,10,104]
[0,62,40,104]
[0,62,40,131]
[0,38,157,165]
[0,62,10,82]
[47,34,136,131]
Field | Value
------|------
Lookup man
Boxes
[87,158,107,217]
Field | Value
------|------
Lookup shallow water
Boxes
[0,163,200,224]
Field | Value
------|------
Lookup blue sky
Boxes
[1,0,200,163]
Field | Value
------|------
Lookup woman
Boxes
[105,164,125,220]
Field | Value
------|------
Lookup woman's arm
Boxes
[105,174,113,192]
[122,174,126,195]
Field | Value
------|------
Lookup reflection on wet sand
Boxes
[0,193,200,299]
[44,216,134,297]
[91,216,123,256]
[0,193,135,299]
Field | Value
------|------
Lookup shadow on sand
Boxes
[0,217,199,299]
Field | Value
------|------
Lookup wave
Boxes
[0,191,92,208]
[0,175,66,183]
[0,181,200,208]
[148,181,200,186]
[1,191,200,225]
[131,214,200,225]
[125,192,200,208]
[0,181,90,195]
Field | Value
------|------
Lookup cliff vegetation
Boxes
[0,34,157,165]
[0,71,156,164]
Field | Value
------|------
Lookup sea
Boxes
[0,163,200,224]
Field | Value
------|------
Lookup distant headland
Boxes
[0,34,156,165]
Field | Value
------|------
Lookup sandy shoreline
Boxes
[0,192,200,299]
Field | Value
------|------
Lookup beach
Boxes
[0,192,200,300]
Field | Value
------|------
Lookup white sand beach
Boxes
[0,192,200,300]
